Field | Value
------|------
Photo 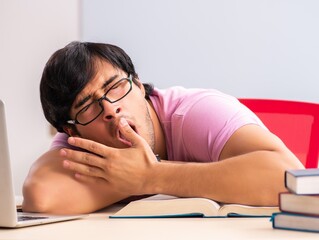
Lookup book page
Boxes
[111,195,279,218]
[218,203,279,216]
[112,195,221,217]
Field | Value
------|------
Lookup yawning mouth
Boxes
[117,120,138,147]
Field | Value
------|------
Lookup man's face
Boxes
[68,60,155,150]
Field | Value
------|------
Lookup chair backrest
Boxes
[239,98,319,168]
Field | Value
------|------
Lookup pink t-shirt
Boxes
[51,87,265,162]
[149,87,265,162]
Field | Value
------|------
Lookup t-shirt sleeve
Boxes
[181,95,266,162]
[50,132,71,150]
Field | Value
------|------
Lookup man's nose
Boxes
[100,99,121,121]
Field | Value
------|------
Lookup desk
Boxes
[0,205,318,240]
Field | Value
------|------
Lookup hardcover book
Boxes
[279,192,319,216]
[272,212,319,233]
[110,194,279,218]
[285,169,319,194]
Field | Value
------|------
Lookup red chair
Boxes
[239,98,319,168]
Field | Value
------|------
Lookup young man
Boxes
[22,42,303,214]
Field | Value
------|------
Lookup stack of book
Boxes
[272,168,319,233]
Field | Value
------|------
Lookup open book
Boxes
[110,195,279,218]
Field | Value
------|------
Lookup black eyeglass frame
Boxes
[67,74,133,126]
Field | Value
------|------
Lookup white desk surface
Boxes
[0,204,318,240]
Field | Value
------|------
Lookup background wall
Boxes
[82,0,319,102]
[0,0,79,195]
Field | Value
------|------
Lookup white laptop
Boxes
[0,99,85,228]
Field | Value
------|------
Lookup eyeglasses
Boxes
[67,75,133,126]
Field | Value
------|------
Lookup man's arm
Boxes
[151,124,303,206]
[61,119,304,207]
[22,149,129,214]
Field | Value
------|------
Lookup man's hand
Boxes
[61,118,159,196]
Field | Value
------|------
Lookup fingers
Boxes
[72,172,106,185]
[61,148,107,179]
[67,137,108,157]
[118,118,144,147]
[66,118,145,153]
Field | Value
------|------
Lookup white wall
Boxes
[0,0,79,195]
[81,0,319,102]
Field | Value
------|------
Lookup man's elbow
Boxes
[22,179,53,213]
[22,179,83,215]
[22,178,87,215]
[261,154,304,206]
[22,174,120,215]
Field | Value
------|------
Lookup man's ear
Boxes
[135,78,146,96]
[62,125,80,137]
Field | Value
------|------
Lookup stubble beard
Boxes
[144,103,156,152]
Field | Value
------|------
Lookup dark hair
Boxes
[40,41,154,132]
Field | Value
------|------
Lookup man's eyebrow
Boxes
[74,95,92,109]
[102,74,118,89]
[74,74,119,109]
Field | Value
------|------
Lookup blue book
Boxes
[110,194,278,218]
[285,169,319,194]
[272,212,319,233]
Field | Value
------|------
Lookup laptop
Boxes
[0,99,85,228]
